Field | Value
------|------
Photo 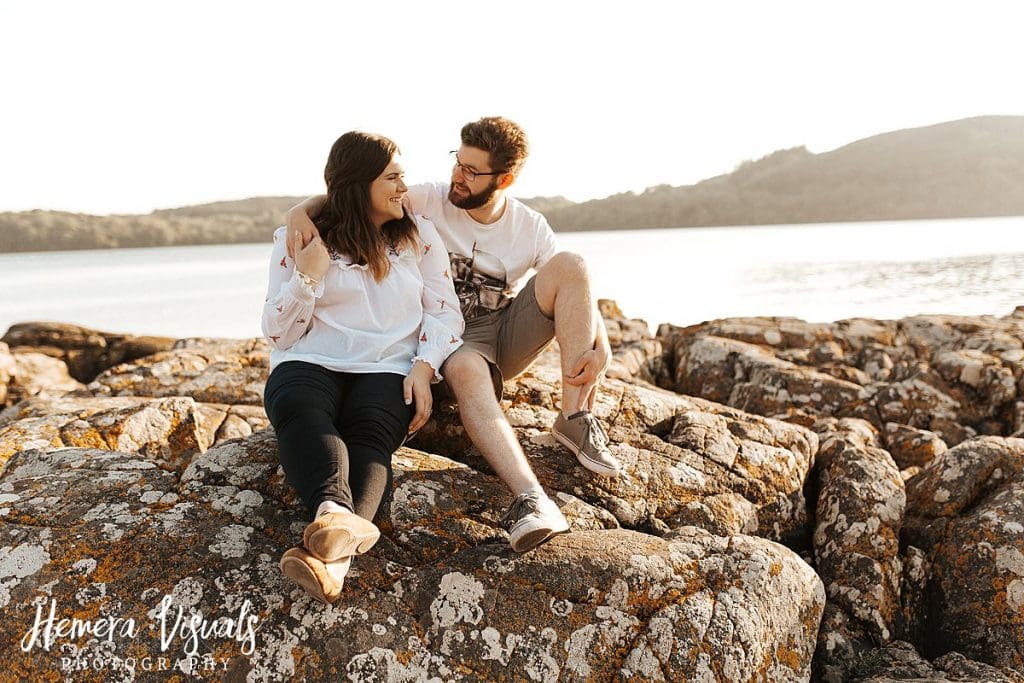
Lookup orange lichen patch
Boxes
[770,561,783,576]
[678,573,709,597]
[629,588,685,615]
[8,658,64,683]
[87,537,151,584]
[775,643,802,670]
[3,510,49,528]
[0,428,62,461]
[60,427,108,450]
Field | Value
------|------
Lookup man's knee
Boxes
[540,251,588,280]
[443,352,492,395]
[535,251,590,315]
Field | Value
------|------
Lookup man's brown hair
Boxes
[460,116,530,176]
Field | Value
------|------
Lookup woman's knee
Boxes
[268,397,335,433]
[344,409,409,453]
[265,363,338,410]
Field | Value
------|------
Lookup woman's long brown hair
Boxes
[314,132,418,281]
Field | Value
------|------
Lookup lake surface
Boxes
[2,216,1023,339]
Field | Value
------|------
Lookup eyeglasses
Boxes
[449,151,506,183]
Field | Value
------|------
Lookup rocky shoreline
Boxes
[1,306,1022,682]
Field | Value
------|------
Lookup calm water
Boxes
[2,217,1023,339]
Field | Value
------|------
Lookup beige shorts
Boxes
[442,275,556,399]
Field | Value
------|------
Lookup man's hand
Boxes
[293,232,330,282]
[286,195,328,259]
[403,360,435,433]
[564,337,612,412]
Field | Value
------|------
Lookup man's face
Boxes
[448,145,503,210]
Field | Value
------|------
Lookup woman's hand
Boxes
[293,232,330,282]
[403,360,435,433]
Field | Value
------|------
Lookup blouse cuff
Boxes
[286,270,324,302]
[413,332,464,382]
[411,355,444,383]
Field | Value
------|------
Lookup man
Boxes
[287,116,621,553]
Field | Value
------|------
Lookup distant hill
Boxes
[152,196,305,220]
[2,116,1022,252]
[516,195,576,215]
[0,199,306,253]
[541,115,1024,230]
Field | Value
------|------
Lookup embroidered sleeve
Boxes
[413,217,464,380]
[261,227,321,350]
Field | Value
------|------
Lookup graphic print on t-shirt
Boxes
[450,244,511,320]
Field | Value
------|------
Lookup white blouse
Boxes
[261,216,464,379]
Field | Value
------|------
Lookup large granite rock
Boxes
[883,422,948,470]
[904,437,1024,672]
[0,315,832,681]
[0,439,825,682]
[0,342,15,407]
[0,396,210,473]
[0,395,268,473]
[657,310,1024,679]
[667,334,877,425]
[1,350,86,408]
[1,321,176,382]
[810,418,906,678]
[658,310,1024,443]
[842,641,1024,682]
[89,338,270,405]
[5,308,1024,680]
[416,354,819,546]
[598,299,663,384]
[67,326,821,547]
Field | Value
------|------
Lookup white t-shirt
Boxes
[261,215,464,378]
[407,182,559,320]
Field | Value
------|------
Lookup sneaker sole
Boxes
[304,518,380,562]
[509,518,570,553]
[552,429,621,477]
[509,528,569,552]
[279,556,337,604]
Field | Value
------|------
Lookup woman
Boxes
[262,131,463,604]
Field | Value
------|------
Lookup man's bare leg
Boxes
[444,350,540,495]
[533,251,621,476]
[444,349,568,551]
[533,251,598,415]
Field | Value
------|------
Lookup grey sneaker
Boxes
[552,411,622,476]
[501,491,570,553]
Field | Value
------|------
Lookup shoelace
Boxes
[576,412,610,451]
[501,492,543,530]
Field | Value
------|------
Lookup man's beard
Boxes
[448,178,500,210]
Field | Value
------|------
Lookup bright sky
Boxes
[2,1,1022,215]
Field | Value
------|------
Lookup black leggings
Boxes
[263,361,414,521]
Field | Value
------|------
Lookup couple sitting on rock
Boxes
[261,117,621,604]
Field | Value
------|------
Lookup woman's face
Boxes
[368,155,408,228]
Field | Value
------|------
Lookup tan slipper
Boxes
[279,547,348,604]
[303,511,380,562]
